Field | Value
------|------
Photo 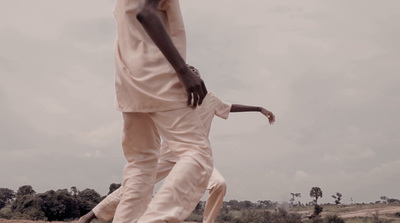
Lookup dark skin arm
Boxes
[188,65,275,125]
[230,104,275,125]
[136,0,207,107]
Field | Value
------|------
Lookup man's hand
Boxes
[178,65,207,108]
[188,64,200,76]
[260,108,275,125]
[136,1,207,108]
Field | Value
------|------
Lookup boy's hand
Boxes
[187,64,200,76]
[178,65,207,108]
[260,108,275,125]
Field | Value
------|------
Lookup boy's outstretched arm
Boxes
[136,0,207,107]
[230,104,275,124]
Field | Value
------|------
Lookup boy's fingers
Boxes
[187,91,193,106]
[201,81,208,95]
[198,86,205,105]
[192,91,199,108]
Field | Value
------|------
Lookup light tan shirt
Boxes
[160,92,232,162]
[113,0,188,112]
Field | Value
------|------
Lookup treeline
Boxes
[0,184,120,221]
[0,184,279,221]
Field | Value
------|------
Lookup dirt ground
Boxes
[294,204,400,220]
[338,205,400,218]
[1,204,400,222]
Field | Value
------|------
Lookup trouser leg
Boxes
[203,168,227,223]
[93,187,123,222]
[113,112,160,223]
[138,107,213,223]
[91,150,175,222]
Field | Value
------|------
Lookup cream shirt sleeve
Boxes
[211,93,232,120]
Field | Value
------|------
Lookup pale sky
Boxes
[1,0,400,205]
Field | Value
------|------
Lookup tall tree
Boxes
[0,188,15,209]
[309,187,323,204]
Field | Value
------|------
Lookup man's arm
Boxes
[136,0,207,107]
[230,104,275,124]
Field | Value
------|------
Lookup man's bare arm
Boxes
[136,0,207,107]
[230,104,275,124]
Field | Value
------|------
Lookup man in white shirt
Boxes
[79,67,275,223]
[113,0,212,222]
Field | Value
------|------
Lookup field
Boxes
[292,203,400,222]
[1,203,400,223]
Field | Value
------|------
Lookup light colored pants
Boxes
[112,109,214,223]
[93,165,226,223]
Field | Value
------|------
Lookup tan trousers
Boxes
[93,165,226,223]
[112,109,213,223]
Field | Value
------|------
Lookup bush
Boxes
[226,209,302,223]
[314,204,323,216]
[325,214,345,223]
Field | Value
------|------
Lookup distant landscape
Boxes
[1,185,400,222]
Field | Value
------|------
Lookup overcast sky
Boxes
[1,0,400,205]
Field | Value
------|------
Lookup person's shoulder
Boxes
[207,91,218,100]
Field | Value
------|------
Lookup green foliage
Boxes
[10,194,46,220]
[15,185,35,198]
[313,204,323,216]
[6,185,104,221]
[310,187,323,204]
[39,189,80,221]
[77,188,102,216]
[257,200,278,209]
[369,211,394,223]
[108,183,121,195]
[331,192,342,205]
[0,188,15,209]
[290,193,301,206]
[226,209,302,223]
[324,214,345,223]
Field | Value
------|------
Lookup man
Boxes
[112,0,213,222]
[78,66,275,223]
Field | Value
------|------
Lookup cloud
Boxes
[71,120,121,148]
[1,0,400,202]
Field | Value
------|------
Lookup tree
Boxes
[70,186,79,197]
[77,188,102,215]
[16,185,35,198]
[39,189,80,221]
[11,193,46,220]
[289,193,301,206]
[313,204,323,216]
[0,188,15,209]
[310,187,323,204]
[257,200,277,209]
[380,195,388,204]
[108,183,121,195]
[332,192,342,205]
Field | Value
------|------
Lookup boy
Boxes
[79,67,275,223]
